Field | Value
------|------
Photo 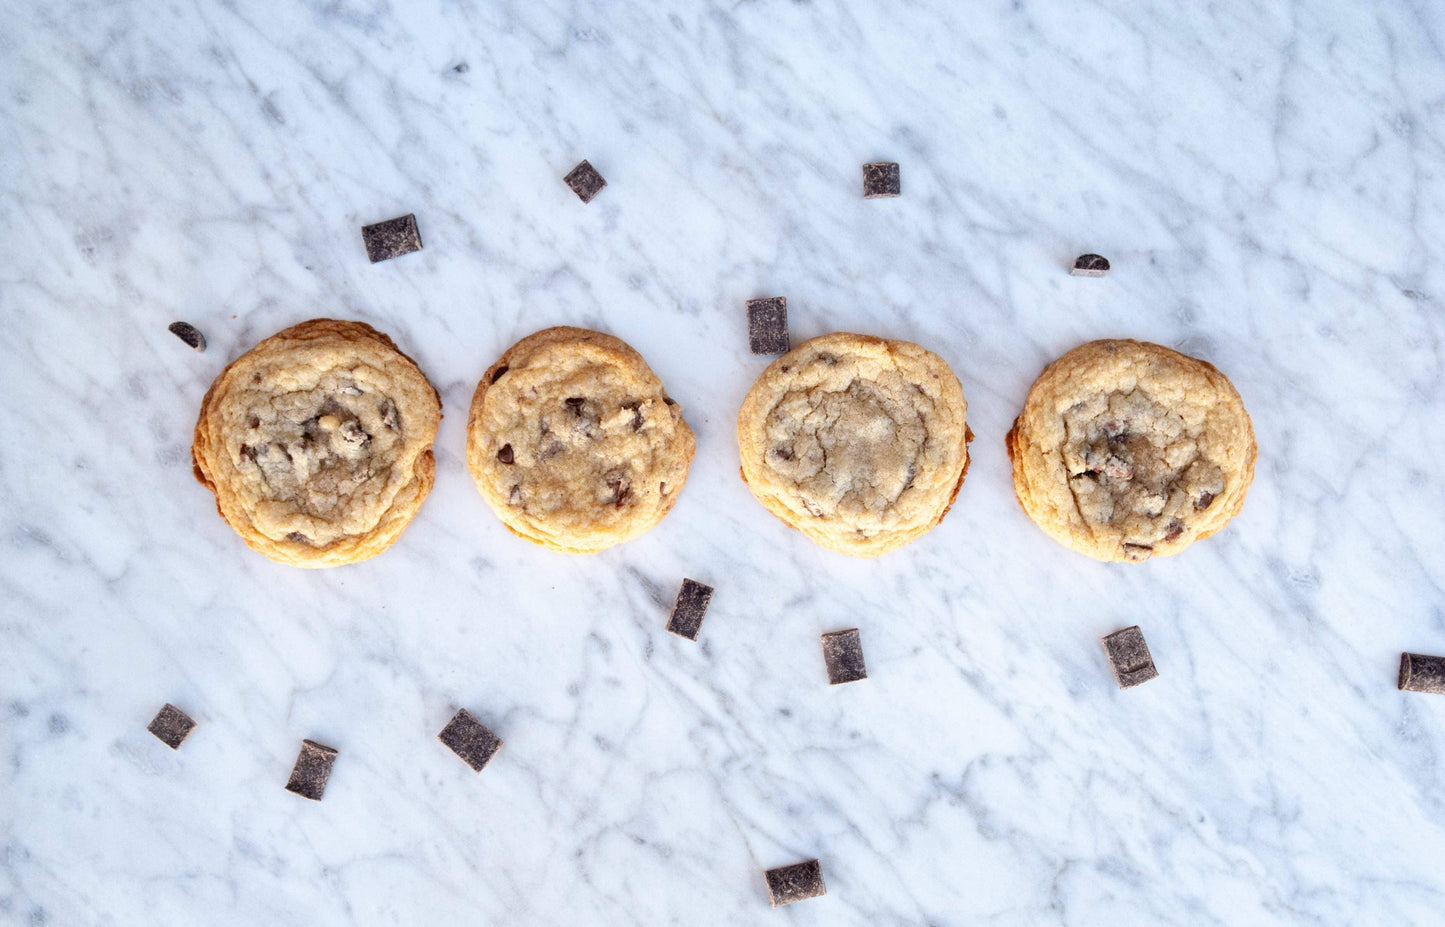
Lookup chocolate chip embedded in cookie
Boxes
[1006,339,1256,562]
[191,319,442,568]
[737,332,971,558]
[465,327,696,553]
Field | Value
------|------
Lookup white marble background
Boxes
[4,0,1445,923]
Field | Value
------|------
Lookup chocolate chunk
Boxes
[565,397,586,411]
[607,475,632,507]
[379,399,399,430]
[491,365,509,383]
[361,213,423,263]
[284,739,338,801]
[1070,253,1111,277]
[437,708,503,772]
[168,321,206,352]
[286,532,310,544]
[1195,491,1215,510]
[1399,653,1445,695]
[1101,626,1158,689]
[563,159,607,203]
[1164,519,1184,541]
[746,296,789,355]
[146,703,196,750]
[764,859,827,907]
[821,628,867,685]
[862,161,900,198]
[666,578,714,641]
[1122,542,1153,562]
[623,401,644,431]
[496,443,514,464]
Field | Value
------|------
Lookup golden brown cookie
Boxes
[1006,339,1256,562]
[466,327,696,554]
[191,319,441,568]
[737,333,971,558]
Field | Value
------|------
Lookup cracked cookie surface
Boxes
[466,327,696,553]
[191,318,441,568]
[1006,339,1255,562]
[737,332,971,557]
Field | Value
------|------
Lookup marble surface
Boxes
[4,0,1445,923]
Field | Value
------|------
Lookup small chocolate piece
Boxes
[361,213,423,263]
[1399,653,1445,695]
[1101,626,1158,688]
[146,703,196,749]
[437,709,504,772]
[1070,253,1111,277]
[497,443,514,464]
[862,161,900,198]
[168,321,206,352]
[666,578,714,641]
[764,859,826,907]
[821,629,867,685]
[746,296,789,355]
[284,739,338,801]
[564,159,607,203]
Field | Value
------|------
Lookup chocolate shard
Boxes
[284,739,338,801]
[764,859,826,907]
[1101,626,1158,689]
[146,703,197,750]
[862,161,900,198]
[821,628,867,685]
[563,159,607,203]
[1070,253,1111,277]
[746,296,789,355]
[437,708,504,772]
[168,321,206,352]
[1399,653,1445,695]
[666,578,715,641]
[361,213,423,263]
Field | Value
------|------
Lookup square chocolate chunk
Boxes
[564,159,607,203]
[437,709,504,772]
[764,859,826,907]
[666,578,715,641]
[821,629,867,685]
[146,703,196,750]
[1070,253,1111,277]
[285,739,338,801]
[361,214,423,263]
[746,296,789,355]
[1101,626,1158,689]
[1399,653,1445,695]
[862,161,900,198]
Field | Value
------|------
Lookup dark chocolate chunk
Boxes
[821,628,867,685]
[764,859,827,907]
[284,739,338,801]
[1122,542,1154,562]
[497,443,514,464]
[168,321,206,352]
[1195,491,1215,510]
[361,213,423,263]
[146,703,196,749]
[666,578,714,641]
[862,161,900,198]
[1101,626,1158,689]
[437,708,504,772]
[563,159,607,203]
[1070,253,1111,277]
[746,296,789,355]
[1399,653,1445,695]
[491,365,510,383]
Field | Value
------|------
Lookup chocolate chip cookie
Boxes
[466,327,695,553]
[1006,339,1256,562]
[737,333,971,557]
[191,319,442,568]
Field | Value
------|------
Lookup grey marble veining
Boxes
[4,0,1445,923]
